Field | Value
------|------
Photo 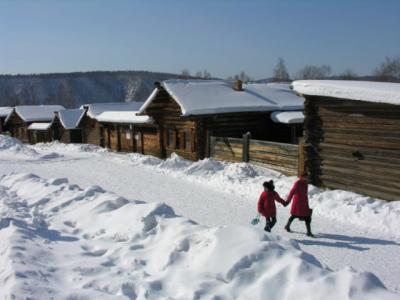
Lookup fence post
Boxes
[242,132,251,162]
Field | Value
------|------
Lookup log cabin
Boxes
[0,107,13,133]
[51,109,86,143]
[95,111,156,155]
[4,105,64,143]
[28,122,53,143]
[80,102,144,146]
[138,79,304,160]
[292,80,400,201]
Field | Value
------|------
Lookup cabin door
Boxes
[70,129,83,143]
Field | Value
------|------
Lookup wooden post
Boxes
[140,131,144,154]
[130,125,136,152]
[107,127,111,148]
[209,135,216,158]
[298,137,306,177]
[205,130,212,158]
[242,132,251,162]
[116,125,121,152]
[195,119,205,160]
[158,125,165,158]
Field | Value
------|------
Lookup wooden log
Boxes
[320,174,399,201]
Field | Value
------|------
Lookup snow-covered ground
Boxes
[0,135,399,299]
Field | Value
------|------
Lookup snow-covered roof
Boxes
[139,80,304,116]
[292,80,400,105]
[96,111,153,124]
[56,109,86,129]
[81,102,145,118]
[28,122,52,131]
[0,107,13,118]
[6,105,65,123]
[271,111,304,124]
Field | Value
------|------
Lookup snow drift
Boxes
[0,173,396,299]
[0,134,40,159]
[0,135,61,160]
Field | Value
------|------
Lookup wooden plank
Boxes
[249,153,298,165]
[320,174,399,201]
[321,165,400,189]
[250,161,297,176]
[322,127,400,139]
[318,142,400,159]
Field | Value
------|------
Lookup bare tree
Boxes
[181,69,191,79]
[272,58,290,82]
[202,69,212,79]
[338,69,358,80]
[373,56,400,81]
[295,65,331,80]
[228,71,252,82]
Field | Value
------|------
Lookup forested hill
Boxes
[0,71,185,108]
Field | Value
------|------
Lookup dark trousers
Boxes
[264,216,277,231]
[286,215,312,234]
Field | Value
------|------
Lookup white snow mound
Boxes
[0,173,396,300]
[0,135,62,160]
[0,135,40,158]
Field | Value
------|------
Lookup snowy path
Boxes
[0,142,399,294]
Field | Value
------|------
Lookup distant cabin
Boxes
[51,109,86,143]
[4,105,64,143]
[293,80,400,201]
[96,110,156,154]
[80,102,144,146]
[0,107,13,133]
[138,79,304,160]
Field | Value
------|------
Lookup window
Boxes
[125,128,131,140]
[184,129,191,151]
[167,129,174,148]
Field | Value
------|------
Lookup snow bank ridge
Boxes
[0,135,62,160]
[0,172,396,299]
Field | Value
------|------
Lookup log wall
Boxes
[210,135,302,176]
[209,137,243,163]
[305,96,400,201]
[249,140,299,176]
[6,112,30,143]
[28,130,53,144]
[81,116,102,145]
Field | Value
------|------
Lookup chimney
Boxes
[233,79,243,91]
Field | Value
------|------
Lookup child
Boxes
[257,180,287,232]
[284,172,314,237]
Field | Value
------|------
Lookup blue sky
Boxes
[0,0,399,79]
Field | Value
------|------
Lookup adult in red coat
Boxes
[257,180,286,232]
[284,172,314,237]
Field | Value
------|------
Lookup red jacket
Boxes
[287,179,311,217]
[257,190,285,218]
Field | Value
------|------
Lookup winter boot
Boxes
[264,225,271,232]
[306,220,314,237]
[284,217,294,233]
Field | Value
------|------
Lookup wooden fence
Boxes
[209,133,305,176]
